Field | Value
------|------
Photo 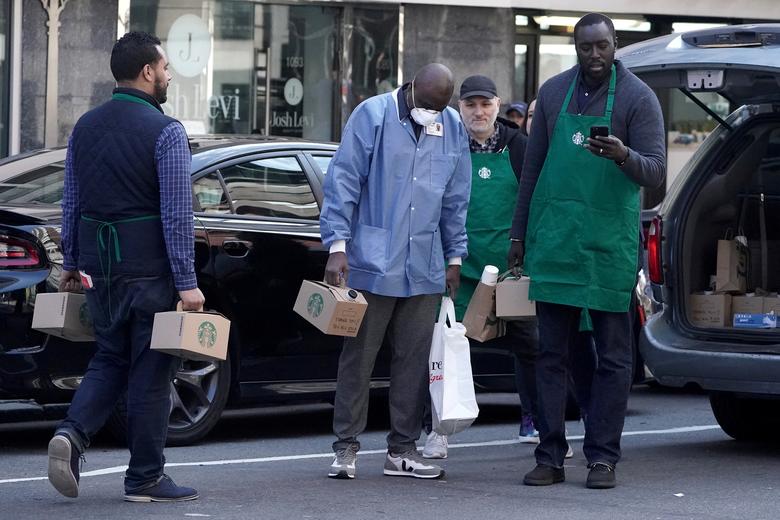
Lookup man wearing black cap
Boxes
[423,74,535,459]
[506,101,528,132]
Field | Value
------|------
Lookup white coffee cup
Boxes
[481,265,499,286]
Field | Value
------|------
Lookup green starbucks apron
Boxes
[524,65,639,313]
[455,148,518,320]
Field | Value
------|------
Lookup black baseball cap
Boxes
[459,75,498,100]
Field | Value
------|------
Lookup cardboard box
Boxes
[151,310,230,361]
[31,292,95,342]
[689,293,731,328]
[293,280,368,336]
[732,295,765,315]
[495,276,536,320]
[733,313,777,329]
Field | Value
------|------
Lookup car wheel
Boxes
[105,355,231,447]
[709,392,780,441]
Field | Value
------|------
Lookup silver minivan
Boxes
[619,24,780,441]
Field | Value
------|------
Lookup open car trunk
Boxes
[617,24,780,342]
[679,112,780,336]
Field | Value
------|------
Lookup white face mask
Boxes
[410,81,441,127]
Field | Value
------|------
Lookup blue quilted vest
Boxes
[71,88,179,277]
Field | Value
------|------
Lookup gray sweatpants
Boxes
[332,291,439,455]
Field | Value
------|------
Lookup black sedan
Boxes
[0,136,521,445]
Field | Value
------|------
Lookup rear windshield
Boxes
[0,162,66,204]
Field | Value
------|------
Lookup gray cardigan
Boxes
[511,60,666,239]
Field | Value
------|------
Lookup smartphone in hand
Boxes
[590,126,609,139]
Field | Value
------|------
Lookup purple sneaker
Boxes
[518,413,539,443]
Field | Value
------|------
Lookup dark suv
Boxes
[618,24,780,440]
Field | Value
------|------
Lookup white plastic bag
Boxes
[429,296,479,436]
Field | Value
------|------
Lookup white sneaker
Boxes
[422,431,448,459]
[565,443,574,459]
[384,450,444,479]
[328,445,357,479]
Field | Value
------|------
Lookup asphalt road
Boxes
[1,386,778,520]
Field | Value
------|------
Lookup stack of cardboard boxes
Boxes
[689,236,777,329]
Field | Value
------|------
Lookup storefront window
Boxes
[345,8,399,113]
[514,43,528,103]
[0,0,10,158]
[127,1,397,142]
[538,35,576,88]
[128,1,338,140]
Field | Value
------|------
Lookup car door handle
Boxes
[222,240,253,258]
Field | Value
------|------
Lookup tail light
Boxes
[0,234,42,268]
[647,216,663,285]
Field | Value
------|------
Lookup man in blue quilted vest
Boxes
[48,31,204,502]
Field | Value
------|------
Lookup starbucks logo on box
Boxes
[197,321,218,349]
[307,293,324,318]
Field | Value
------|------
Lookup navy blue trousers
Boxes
[57,274,179,491]
[534,301,632,468]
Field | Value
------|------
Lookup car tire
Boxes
[709,392,780,441]
[105,355,231,447]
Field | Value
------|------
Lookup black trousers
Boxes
[534,301,632,468]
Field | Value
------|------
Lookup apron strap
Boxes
[604,64,617,122]
[112,93,160,112]
[562,64,618,125]
[80,214,160,320]
[81,214,160,264]
[561,73,578,115]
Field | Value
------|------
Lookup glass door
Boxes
[253,4,338,140]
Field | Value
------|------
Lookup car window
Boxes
[192,172,231,214]
[0,162,66,204]
[220,156,319,219]
[310,155,333,175]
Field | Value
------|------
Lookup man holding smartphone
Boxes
[507,13,665,489]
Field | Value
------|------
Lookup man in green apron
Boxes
[508,13,665,489]
[422,75,534,459]
[49,32,203,502]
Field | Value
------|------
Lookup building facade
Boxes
[2,0,779,173]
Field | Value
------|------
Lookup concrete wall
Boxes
[20,0,118,152]
[402,5,515,106]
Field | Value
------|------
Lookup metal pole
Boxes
[264,47,271,135]
[9,0,22,155]
[40,0,69,148]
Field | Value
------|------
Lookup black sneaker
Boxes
[124,475,199,503]
[523,464,565,486]
[47,432,84,498]
[586,462,616,489]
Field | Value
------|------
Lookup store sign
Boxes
[283,78,304,106]
[166,14,211,78]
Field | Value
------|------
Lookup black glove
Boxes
[507,240,525,276]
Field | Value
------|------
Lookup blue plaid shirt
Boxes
[61,122,197,290]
